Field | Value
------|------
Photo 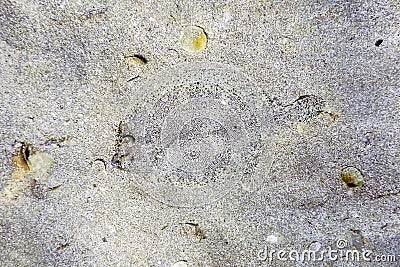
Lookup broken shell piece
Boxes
[123,54,148,65]
[172,261,188,267]
[12,153,29,171]
[179,25,208,53]
[3,149,54,201]
[27,151,54,177]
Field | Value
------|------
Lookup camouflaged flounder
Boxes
[112,63,326,207]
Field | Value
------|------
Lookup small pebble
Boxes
[266,233,284,244]
[308,241,322,251]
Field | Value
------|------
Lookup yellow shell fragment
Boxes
[341,166,364,188]
[179,25,208,53]
[12,154,29,171]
